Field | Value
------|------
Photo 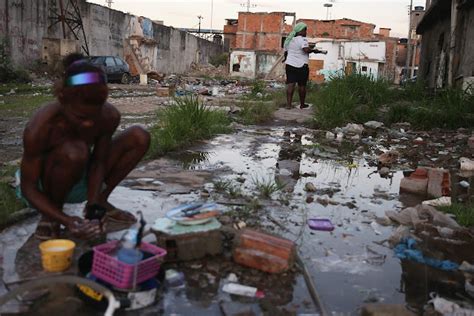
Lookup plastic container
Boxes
[308,219,335,231]
[92,241,166,289]
[165,269,185,288]
[39,239,76,272]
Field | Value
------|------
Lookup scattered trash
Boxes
[386,204,460,229]
[308,219,335,231]
[394,238,459,271]
[364,121,384,129]
[422,196,451,207]
[222,283,265,298]
[233,221,247,230]
[377,150,399,167]
[460,180,470,189]
[312,251,383,275]
[388,226,411,247]
[226,273,239,283]
[165,269,185,288]
[428,294,474,315]
[342,123,364,135]
[460,157,474,171]
[370,221,382,235]
[378,167,391,178]
[460,261,474,273]
[325,131,335,139]
[413,137,424,145]
[304,182,317,192]
[466,280,474,298]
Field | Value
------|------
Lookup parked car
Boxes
[88,56,131,84]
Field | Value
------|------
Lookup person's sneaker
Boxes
[300,104,310,109]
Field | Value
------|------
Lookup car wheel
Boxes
[121,73,131,84]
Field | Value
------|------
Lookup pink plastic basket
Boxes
[92,241,167,289]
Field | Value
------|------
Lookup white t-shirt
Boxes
[285,36,309,68]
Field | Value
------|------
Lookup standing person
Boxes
[283,22,327,109]
[17,53,150,240]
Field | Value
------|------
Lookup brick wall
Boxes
[299,18,376,40]
[233,12,292,52]
[224,24,237,50]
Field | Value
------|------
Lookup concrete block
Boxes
[361,304,416,316]
[155,229,223,262]
[156,87,170,97]
[233,248,289,273]
[400,167,428,196]
[233,229,295,273]
[427,168,451,198]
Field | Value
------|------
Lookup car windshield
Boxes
[89,57,103,65]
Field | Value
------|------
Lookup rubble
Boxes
[364,121,384,129]
[233,229,295,274]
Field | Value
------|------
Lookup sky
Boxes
[86,0,427,38]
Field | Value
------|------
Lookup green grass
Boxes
[237,100,277,125]
[0,83,52,95]
[0,164,25,228]
[438,203,474,228]
[0,95,53,117]
[252,177,286,198]
[148,96,232,157]
[301,71,474,130]
[386,88,474,129]
[212,179,232,192]
[309,72,393,129]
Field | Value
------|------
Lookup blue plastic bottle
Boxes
[117,228,143,264]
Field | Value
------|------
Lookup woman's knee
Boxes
[127,126,151,149]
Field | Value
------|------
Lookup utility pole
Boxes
[405,0,413,81]
[197,15,203,37]
[241,0,257,12]
[210,0,214,32]
[324,3,333,20]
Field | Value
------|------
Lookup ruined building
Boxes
[224,12,295,79]
[224,12,410,83]
[0,0,223,75]
[417,0,474,90]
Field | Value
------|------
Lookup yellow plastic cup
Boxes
[39,239,76,272]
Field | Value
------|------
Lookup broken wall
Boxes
[0,0,58,67]
[300,18,376,40]
[418,1,474,89]
[308,39,386,81]
[234,12,293,52]
[0,0,223,74]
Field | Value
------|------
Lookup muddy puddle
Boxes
[1,126,446,315]
[168,127,431,314]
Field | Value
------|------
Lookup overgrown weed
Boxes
[148,96,231,157]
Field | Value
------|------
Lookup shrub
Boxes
[439,203,474,228]
[251,80,266,96]
[148,96,231,157]
[237,101,276,125]
[311,72,393,128]
[0,38,31,83]
[209,53,228,67]
[386,87,474,129]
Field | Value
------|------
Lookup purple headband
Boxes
[65,72,106,87]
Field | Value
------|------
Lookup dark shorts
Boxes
[286,64,309,86]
